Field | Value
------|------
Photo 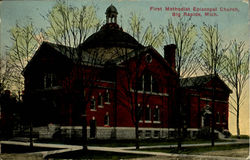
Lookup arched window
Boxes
[90,96,96,110]
[145,105,151,122]
[104,90,110,103]
[98,93,103,107]
[144,72,151,92]
[153,105,160,122]
[152,76,159,93]
[104,112,109,126]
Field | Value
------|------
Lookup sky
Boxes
[0,0,249,135]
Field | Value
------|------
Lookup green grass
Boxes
[1,144,59,154]
[86,138,232,147]
[45,150,151,160]
[231,135,249,139]
[38,138,233,147]
[141,144,249,154]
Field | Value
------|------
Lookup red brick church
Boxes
[23,5,231,139]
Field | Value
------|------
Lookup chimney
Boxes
[164,44,176,70]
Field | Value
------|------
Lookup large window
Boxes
[44,73,57,88]
[133,72,159,93]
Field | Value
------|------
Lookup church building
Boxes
[23,5,231,139]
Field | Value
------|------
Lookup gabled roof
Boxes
[180,74,232,93]
[109,46,177,75]
[23,41,106,75]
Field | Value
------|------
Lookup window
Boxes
[144,72,151,92]
[138,130,143,138]
[154,131,160,138]
[90,96,96,110]
[222,112,227,123]
[98,93,103,107]
[44,73,57,88]
[145,105,151,122]
[153,105,160,122]
[104,90,110,103]
[145,130,151,138]
[133,72,159,93]
[134,76,143,91]
[152,77,159,93]
[138,104,143,122]
[104,112,109,126]
[216,112,220,123]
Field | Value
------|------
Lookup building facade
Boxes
[23,5,231,139]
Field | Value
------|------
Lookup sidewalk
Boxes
[0,140,249,160]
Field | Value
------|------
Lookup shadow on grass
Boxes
[1,144,60,154]
[45,150,151,160]
[141,144,249,154]
[38,138,231,147]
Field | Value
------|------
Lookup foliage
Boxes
[220,40,249,138]
[199,24,229,75]
[0,56,13,90]
[6,22,38,93]
[166,18,198,77]
[128,12,165,49]
[44,1,100,47]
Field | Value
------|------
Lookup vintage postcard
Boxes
[0,0,249,159]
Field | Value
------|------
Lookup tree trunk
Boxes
[82,115,87,151]
[135,121,139,150]
[82,111,88,151]
[29,121,33,148]
[211,75,215,147]
[236,104,240,139]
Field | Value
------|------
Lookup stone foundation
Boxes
[59,126,204,140]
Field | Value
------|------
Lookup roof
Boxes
[180,74,232,93]
[109,46,177,75]
[106,4,118,15]
[80,23,143,49]
[23,41,106,75]
[180,75,213,87]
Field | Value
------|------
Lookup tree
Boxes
[166,17,199,149]
[221,40,249,139]
[166,18,199,78]
[117,13,166,149]
[0,56,13,91]
[43,1,101,151]
[128,12,165,49]
[199,24,229,146]
[6,22,39,94]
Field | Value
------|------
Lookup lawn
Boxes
[1,144,59,154]
[38,138,233,147]
[45,150,151,160]
[141,144,249,154]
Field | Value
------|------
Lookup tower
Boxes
[105,4,118,24]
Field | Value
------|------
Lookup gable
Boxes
[23,42,73,76]
[181,74,232,93]
[114,46,177,77]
